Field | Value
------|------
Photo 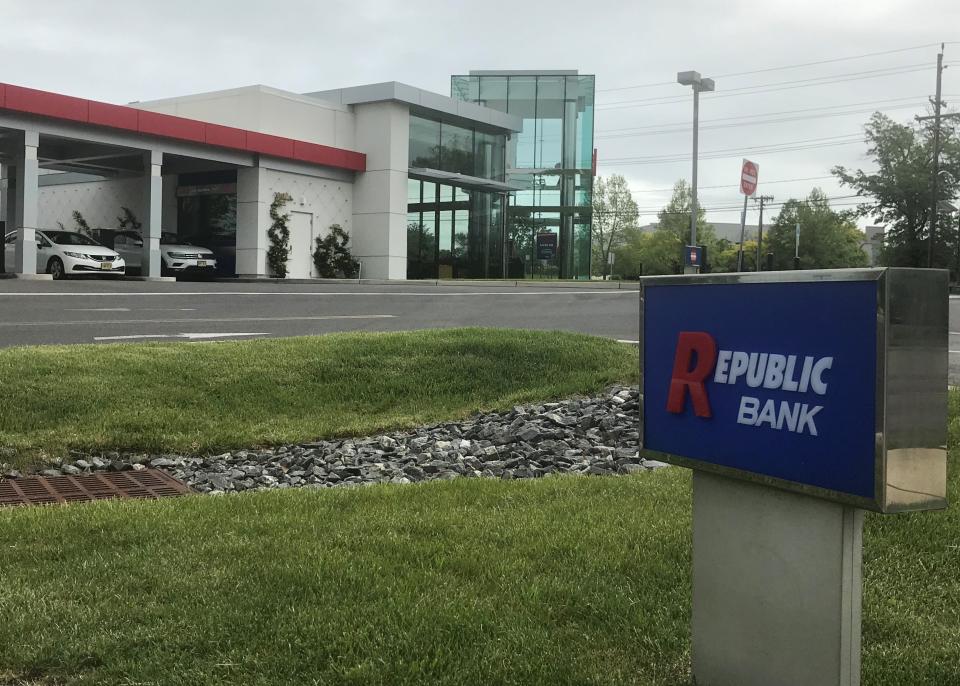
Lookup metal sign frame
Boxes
[639,268,948,513]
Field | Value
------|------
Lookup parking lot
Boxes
[0,279,641,348]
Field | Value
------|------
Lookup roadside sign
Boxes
[536,232,557,260]
[684,245,702,268]
[740,159,758,196]
[640,269,947,513]
[639,268,947,686]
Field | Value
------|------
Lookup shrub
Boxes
[267,192,293,278]
[313,224,360,278]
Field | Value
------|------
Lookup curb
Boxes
[216,277,640,291]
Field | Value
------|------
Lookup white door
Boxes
[287,211,314,279]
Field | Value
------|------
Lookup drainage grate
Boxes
[0,469,192,507]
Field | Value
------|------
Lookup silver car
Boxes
[111,230,217,277]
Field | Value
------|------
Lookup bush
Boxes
[267,193,292,278]
[313,224,360,278]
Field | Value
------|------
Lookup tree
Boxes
[833,112,960,270]
[116,207,142,234]
[591,174,638,278]
[714,239,757,273]
[638,180,719,275]
[765,189,869,270]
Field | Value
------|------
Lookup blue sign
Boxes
[643,279,878,502]
[684,245,703,268]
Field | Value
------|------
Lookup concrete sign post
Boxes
[639,268,948,686]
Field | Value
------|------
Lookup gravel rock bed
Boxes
[4,386,662,494]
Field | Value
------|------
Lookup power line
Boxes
[601,133,864,165]
[630,175,838,193]
[597,63,939,110]
[597,102,927,139]
[597,199,866,217]
[596,43,945,93]
[597,95,929,134]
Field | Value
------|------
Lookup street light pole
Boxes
[678,71,715,274]
[928,44,944,268]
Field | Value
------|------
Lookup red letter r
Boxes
[666,331,717,418]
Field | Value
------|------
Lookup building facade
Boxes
[452,71,595,279]
[0,71,593,281]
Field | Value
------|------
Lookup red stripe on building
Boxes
[0,81,366,173]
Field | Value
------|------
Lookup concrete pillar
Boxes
[236,166,269,278]
[692,471,863,686]
[1,164,14,274]
[141,150,163,277]
[14,130,40,275]
[351,102,409,280]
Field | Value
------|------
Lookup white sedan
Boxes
[3,230,125,279]
[112,230,217,277]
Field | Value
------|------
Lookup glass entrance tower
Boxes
[451,70,595,279]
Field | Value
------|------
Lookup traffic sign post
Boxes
[640,269,948,685]
[736,159,758,271]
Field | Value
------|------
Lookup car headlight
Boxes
[64,251,83,258]
[167,251,191,259]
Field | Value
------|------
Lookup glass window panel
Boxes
[473,131,507,182]
[487,194,504,278]
[478,76,508,113]
[451,76,477,102]
[507,76,537,170]
[535,76,565,170]
[409,116,441,169]
[407,178,421,204]
[573,221,592,279]
[439,123,474,175]
[437,209,453,279]
[573,75,595,171]
[453,208,470,277]
[439,183,453,203]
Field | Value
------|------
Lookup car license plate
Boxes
[100,262,111,270]
[197,260,207,267]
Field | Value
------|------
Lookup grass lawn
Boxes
[1,400,958,685]
[0,328,639,465]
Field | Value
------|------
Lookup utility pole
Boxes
[755,195,773,271]
[928,44,945,268]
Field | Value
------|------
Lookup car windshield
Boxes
[43,231,102,247]
[162,232,192,245]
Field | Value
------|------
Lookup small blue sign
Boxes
[643,279,878,501]
[684,245,703,268]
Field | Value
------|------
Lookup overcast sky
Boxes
[2,0,958,227]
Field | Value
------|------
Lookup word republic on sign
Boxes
[640,270,948,513]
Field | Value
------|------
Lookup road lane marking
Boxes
[0,290,635,297]
[66,307,132,312]
[95,332,270,341]
[0,314,397,328]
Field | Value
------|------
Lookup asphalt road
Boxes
[0,279,641,348]
[5,280,960,385]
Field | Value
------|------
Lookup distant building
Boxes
[639,221,767,244]
[862,226,885,266]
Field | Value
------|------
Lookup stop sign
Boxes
[740,159,759,196]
